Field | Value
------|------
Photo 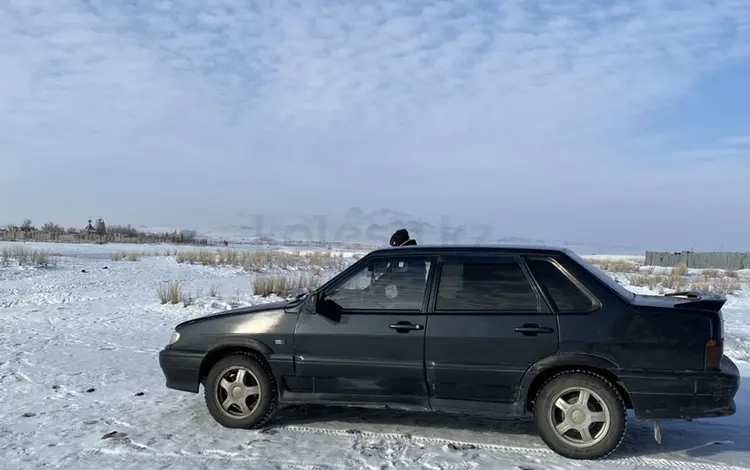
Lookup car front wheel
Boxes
[533,371,627,459]
[204,352,278,429]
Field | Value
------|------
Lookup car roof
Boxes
[367,244,573,256]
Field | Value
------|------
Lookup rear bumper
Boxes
[621,355,740,420]
[158,348,204,393]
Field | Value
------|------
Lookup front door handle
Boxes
[389,322,424,332]
[515,324,555,335]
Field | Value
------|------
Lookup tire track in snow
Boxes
[277,425,750,470]
[77,446,349,470]
[59,447,346,470]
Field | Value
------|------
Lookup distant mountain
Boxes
[207,207,644,254]
[496,236,548,245]
[344,206,365,219]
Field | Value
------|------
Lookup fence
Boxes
[644,251,750,270]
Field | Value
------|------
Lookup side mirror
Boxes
[314,292,342,322]
[314,290,325,304]
[292,286,310,300]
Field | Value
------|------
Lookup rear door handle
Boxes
[389,322,424,332]
[515,324,555,335]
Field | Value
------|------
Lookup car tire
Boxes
[204,352,278,429]
[533,370,627,460]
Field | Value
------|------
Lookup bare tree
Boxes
[180,229,198,243]
[42,222,63,235]
[94,218,106,236]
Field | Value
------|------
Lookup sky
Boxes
[1,0,749,250]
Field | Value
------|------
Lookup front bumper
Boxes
[158,348,204,393]
[623,355,740,420]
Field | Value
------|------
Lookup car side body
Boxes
[159,244,740,459]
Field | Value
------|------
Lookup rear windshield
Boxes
[565,251,636,301]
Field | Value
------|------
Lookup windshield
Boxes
[565,251,636,301]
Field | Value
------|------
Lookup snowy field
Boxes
[1,241,750,470]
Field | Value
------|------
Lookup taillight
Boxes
[705,339,723,370]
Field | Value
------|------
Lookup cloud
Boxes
[666,135,750,163]
[1,0,749,248]
[721,135,750,147]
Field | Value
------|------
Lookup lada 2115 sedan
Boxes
[159,245,740,460]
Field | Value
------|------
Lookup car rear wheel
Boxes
[204,352,278,429]
[533,371,627,459]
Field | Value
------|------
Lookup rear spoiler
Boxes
[664,290,727,312]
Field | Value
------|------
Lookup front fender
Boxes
[201,337,294,385]
[206,336,274,357]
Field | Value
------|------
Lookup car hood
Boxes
[176,300,290,329]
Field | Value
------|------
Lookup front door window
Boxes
[326,256,432,311]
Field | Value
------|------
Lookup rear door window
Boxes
[525,257,598,313]
[435,256,541,312]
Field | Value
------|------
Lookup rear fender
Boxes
[518,353,624,406]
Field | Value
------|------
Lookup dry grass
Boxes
[1,246,54,267]
[673,264,689,276]
[629,274,679,290]
[629,267,688,291]
[112,251,144,261]
[663,268,689,290]
[592,258,746,296]
[157,281,182,304]
[683,271,741,294]
[629,270,742,295]
[252,273,322,298]
[157,281,193,306]
[585,258,642,273]
[112,250,168,261]
[625,264,686,292]
[693,273,712,284]
[176,249,350,272]
[701,268,739,279]
[712,277,742,294]
[628,274,661,289]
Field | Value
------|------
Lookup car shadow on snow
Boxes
[617,377,750,461]
[267,404,542,446]
[264,392,749,462]
[615,415,750,460]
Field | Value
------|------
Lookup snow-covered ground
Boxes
[1,241,749,470]
[0,240,367,258]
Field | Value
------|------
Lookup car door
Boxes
[424,253,560,408]
[292,252,436,406]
